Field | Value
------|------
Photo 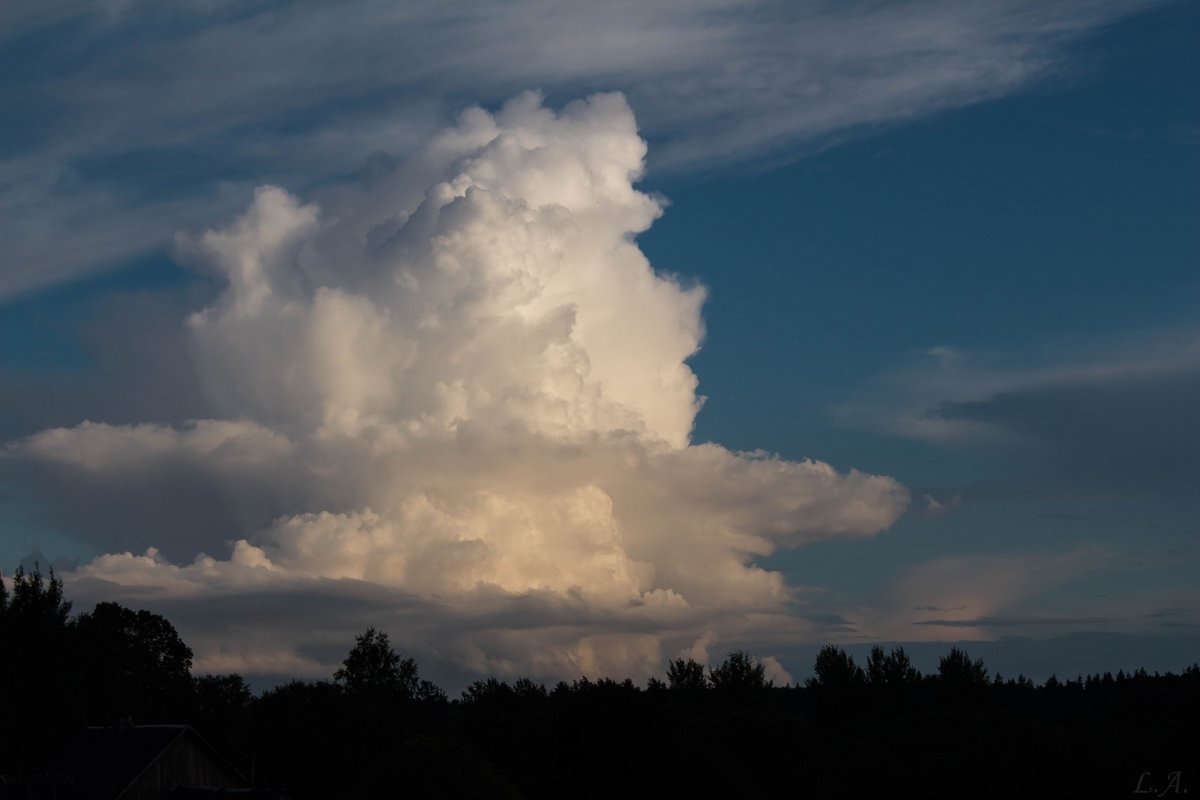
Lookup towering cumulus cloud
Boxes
[12,93,907,682]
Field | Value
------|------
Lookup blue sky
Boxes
[1,0,1196,686]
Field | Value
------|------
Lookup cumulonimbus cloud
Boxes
[9,93,908,683]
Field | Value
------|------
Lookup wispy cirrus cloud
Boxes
[834,330,1200,497]
[0,0,1164,298]
[845,550,1108,641]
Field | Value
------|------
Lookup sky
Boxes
[1,0,1197,689]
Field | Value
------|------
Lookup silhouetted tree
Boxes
[6,563,71,629]
[866,645,921,687]
[709,650,770,691]
[191,673,254,775]
[462,677,514,704]
[666,657,707,691]
[513,677,548,698]
[0,563,77,776]
[6,565,1199,799]
[807,644,865,690]
[73,601,195,723]
[193,673,253,724]
[417,677,448,704]
[0,570,7,650]
[937,646,989,687]
[335,627,420,700]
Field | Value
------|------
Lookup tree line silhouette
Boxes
[2,565,1196,798]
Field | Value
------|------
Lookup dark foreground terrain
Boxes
[2,566,1196,798]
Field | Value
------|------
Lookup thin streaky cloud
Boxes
[0,0,1164,299]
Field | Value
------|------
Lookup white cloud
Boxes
[761,656,794,687]
[20,419,294,474]
[11,92,907,683]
